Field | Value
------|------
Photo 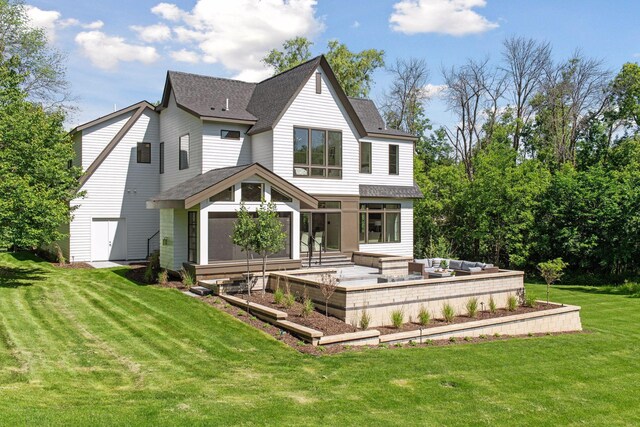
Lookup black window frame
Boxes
[221,129,241,140]
[389,144,399,175]
[360,141,372,174]
[159,142,164,174]
[179,133,190,170]
[358,203,401,244]
[293,127,342,179]
[187,211,197,264]
[137,142,151,164]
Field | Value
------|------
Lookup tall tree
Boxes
[382,57,430,134]
[501,36,551,152]
[608,62,640,128]
[0,57,80,249]
[262,37,384,97]
[0,0,70,107]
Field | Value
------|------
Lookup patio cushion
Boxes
[468,267,482,273]
[424,267,437,273]
[483,263,494,269]
[449,260,462,270]
[414,258,427,265]
[475,262,486,269]
[461,261,477,271]
[431,258,441,268]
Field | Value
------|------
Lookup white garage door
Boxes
[91,218,127,261]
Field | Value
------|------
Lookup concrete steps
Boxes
[302,253,354,268]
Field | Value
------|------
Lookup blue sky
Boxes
[24,0,640,129]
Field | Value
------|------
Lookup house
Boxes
[64,55,421,278]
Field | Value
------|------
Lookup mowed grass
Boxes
[1,253,639,426]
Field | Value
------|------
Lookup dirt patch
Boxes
[51,262,94,270]
[125,265,185,289]
[377,304,561,335]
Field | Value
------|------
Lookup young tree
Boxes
[231,203,257,295]
[0,0,70,107]
[319,273,338,326]
[253,200,286,295]
[537,258,568,304]
[0,57,80,249]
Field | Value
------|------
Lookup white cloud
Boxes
[83,20,104,30]
[75,31,160,70]
[59,18,80,28]
[25,6,61,41]
[170,49,200,64]
[352,20,360,29]
[424,83,447,98]
[150,0,323,80]
[233,68,273,82]
[131,23,172,42]
[390,0,498,36]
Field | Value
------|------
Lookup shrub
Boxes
[442,302,455,323]
[359,310,371,330]
[180,268,194,287]
[144,264,155,284]
[418,305,431,326]
[449,336,456,343]
[284,292,295,308]
[317,346,326,352]
[479,334,487,339]
[538,258,568,304]
[525,293,538,308]
[157,269,168,286]
[507,295,518,311]
[274,288,284,305]
[390,309,404,328]
[489,295,497,314]
[466,298,478,318]
[464,336,471,342]
[301,297,314,317]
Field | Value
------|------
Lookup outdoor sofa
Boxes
[408,258,499,278]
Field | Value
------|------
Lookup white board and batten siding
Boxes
[270,67,415,195]
[159,91,203,192]
[359,199,414,257]
[202,122,252,171]
[70,110,160,262]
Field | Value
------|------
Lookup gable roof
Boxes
[70,100,156,134]
[147,163,318,210]
[159,55,415,140]
[349,97,415,140]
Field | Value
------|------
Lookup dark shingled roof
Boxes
[162,55,415,140]
[348,97,415,138]
[166,72,257,121]
[359,183,423,199]
[150,164,252,202]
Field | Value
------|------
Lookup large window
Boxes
[360,141,372,173]
[159,142,164,174]
[188,211,197,263]
[179,134,190,170]
[137,142,151,163]
[359,203,401,244]
[241,183,263,202]
[293,127,342,178]
[389,144,399,175]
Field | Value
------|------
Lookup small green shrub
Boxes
[317,346,326,352]
[479,334,487,339]
[409,340,417,347]
[525,293,538,308]
[418,306,431,326]
[464,336,471,342]
[296,340,306,347]
[301,298,314,317]
[274,288,284,304]
[619,281,640,296]
[507,295,518,311]
[378,343,389,349]
[425,339,433,345]
[466,298,478,318]
[528,332,534,337]
[442,302,455,323]
[144,264,155,284]
[180,268,194,287]
[157,269,168,286]
[390,309,404,328]
[449,336,456,343]
[494,332,501,337]
[489,295,497,314]
[359,310,371,330]
[284,293,295,308]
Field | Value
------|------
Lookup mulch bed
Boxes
[125,265,184,289]
[51,262,94,269]
[242,292,357,336]
[377,303,561,335]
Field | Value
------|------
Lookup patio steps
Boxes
[302,253,354,268]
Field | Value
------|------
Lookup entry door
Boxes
[91,218,127,261]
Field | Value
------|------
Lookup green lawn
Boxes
[0,253,639,426]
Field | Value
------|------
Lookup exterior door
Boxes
[91,218,127,261]
[300,212,341,253]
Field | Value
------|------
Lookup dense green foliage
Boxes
[414,52,640,277]
[3,252,639,425]
[263,37,384,97]
[0,58,80,249]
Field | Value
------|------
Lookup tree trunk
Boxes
[246,251,251,296]
[262,254,267,295]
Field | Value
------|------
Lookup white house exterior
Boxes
[64,56,421,277]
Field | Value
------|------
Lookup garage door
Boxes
[91,218,127,261]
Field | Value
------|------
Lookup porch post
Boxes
[199,205,208,265]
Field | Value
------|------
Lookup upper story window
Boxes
[293,127,342,178]
[241,183,263,202]
[179,134,190,170]
[360,141,372,173]
[159,142,164,174]
[389,144,399,175]
[271,187,292,203]
[137,142,151,164]
[221,130,241,140]
[210,186,234,202]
